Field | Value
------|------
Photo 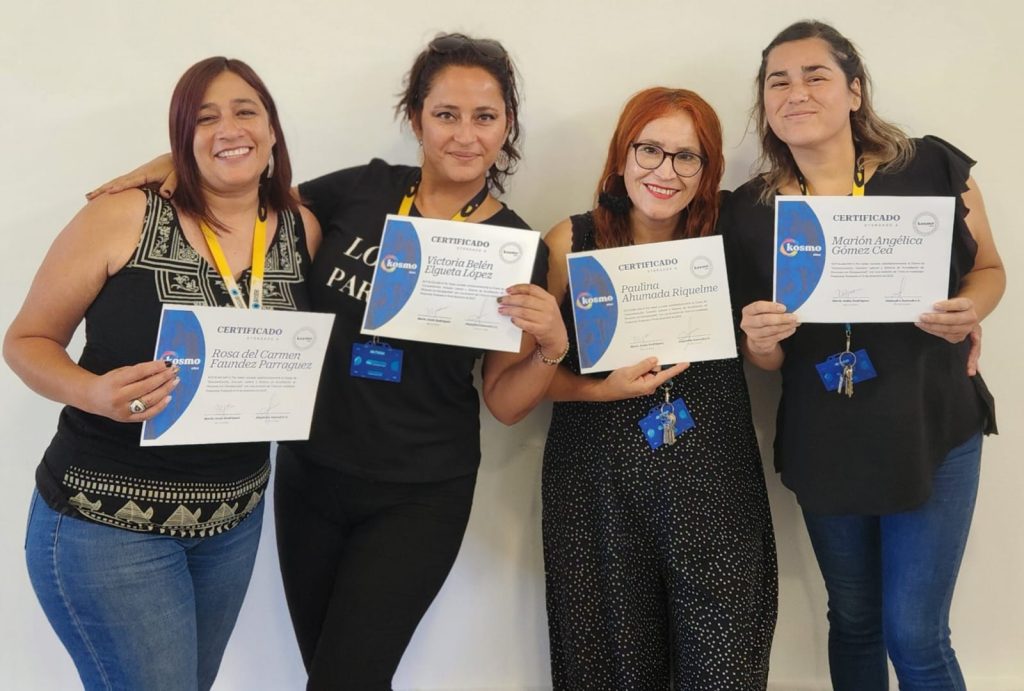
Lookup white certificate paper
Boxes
[567,235,737,374]
[774,196,954,322]
[360,215,539,352]
[140,306,334,446]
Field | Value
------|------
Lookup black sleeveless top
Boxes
[721,136,996,514]
[36,189,313,536]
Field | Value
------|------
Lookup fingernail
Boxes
[496,296,504,303]
[172,377,181,387]
[165,360,173,367]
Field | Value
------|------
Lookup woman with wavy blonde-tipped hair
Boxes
[723,20,1003,690]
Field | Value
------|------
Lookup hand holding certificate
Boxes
[567,235,737,374]
[774,196,954,322]
[361,215,539,352]
[141,306,334,446]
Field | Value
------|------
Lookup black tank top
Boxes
[35,189,312,536]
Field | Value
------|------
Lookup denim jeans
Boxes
[25,490,263,691]
[802,432,982,691]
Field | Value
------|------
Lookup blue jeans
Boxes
[802,432,981,691]
[25,490,263,691]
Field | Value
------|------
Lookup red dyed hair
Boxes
[593,88,724,248]
[169,57,298,232]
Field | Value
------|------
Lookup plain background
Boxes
[1,1,1020,689]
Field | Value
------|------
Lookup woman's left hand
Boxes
[916,297,978,343]
[498,283,568,355]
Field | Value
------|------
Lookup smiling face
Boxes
[411,65,509,188]
[762,38,862,152]
[191,70,276,194]
[622,113,703,228]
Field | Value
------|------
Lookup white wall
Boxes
[1,2,1020,689]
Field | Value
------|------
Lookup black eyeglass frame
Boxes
[630,142,707,178]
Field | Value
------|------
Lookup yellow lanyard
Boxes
[396,176,489,220]
[199,215,267,309]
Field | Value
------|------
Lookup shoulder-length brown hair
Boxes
[753,20,915,204]
[593,88,724,249]
[169,57,298,231]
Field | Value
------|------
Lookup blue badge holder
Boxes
[638,398,695,450]
[815,348,877,392]
[351,342,403,383]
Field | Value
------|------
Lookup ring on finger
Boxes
[128,398,147,415]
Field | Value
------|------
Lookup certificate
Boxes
[567,235,737,374]
[360,214,539,352]
[141,306,334,446]
[774,196,954,322]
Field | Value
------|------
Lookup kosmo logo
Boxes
[575,292,614,310]
[380,254,417,273]
[161,350,201,367]
[779,237,823,257]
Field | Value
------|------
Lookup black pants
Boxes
[274,446,477,691]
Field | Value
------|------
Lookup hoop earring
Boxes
[598,173,631,215]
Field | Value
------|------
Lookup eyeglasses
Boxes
[630,142,706,178]
[428,34,508,61]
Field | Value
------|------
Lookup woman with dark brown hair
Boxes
[542,87,777,690]
[90,33,565,690]
[6,57,319,690]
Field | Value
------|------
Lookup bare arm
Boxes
[917,177,1005,343]
[86,153,175,200]
[480,224,570,425]
[4,191,178,421]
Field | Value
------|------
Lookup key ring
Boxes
[837,350,857,368]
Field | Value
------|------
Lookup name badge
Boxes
[638,398,695,450]
[351,342,403,383]
[815,348,877,392]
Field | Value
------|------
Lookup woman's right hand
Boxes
[86,153,176,200]
[740,301,799,355]
[81,360,180,422]
[598,358,689,401]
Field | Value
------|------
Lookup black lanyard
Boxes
[396,173,489,220]
[794,145,865,197]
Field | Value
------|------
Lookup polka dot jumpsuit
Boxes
[542,213,777,690]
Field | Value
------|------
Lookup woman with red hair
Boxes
[541,87,777,689]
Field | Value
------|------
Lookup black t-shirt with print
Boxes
[289,158,547,482]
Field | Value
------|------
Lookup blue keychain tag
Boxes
[815,348,877,392]
[351,342,403,383]
[638,398,695,450]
